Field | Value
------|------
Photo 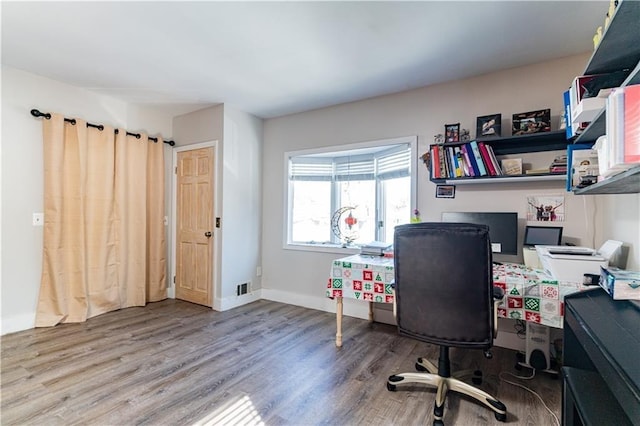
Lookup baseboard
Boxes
[214,291,262,311]
[1,313,35,335]
[259,288,371,321]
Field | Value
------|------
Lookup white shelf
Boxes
[444,174,566,185]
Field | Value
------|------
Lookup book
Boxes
[478,142,497,175]
[606,87,626,175]
[360,241,392,256]
[438,145,447,178]
[469,141,488,176]
[431,145,440,179]
[563,89,573,139]
[485,145,503,175]
[455,146,469,176]
[461,144,476,176]
[449,146,462,177]
[525,168,549,175]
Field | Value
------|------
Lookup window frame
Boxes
[283,135,418,254]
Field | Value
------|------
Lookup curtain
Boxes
[35,113,166,327]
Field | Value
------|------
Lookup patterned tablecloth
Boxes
[327,255,585,328]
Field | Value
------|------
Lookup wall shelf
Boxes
[430,131,569,184]
[440,173,565,185]
[570,1,640,195]
[573,166,640,195]
[479,130,569,156]
[574,1,640,146]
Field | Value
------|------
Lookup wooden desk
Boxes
[328,255,585,347]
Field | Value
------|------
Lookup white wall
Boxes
[0,66,184,334]
[221,106,263,299]
[260,53,640,319]
[172,105,263,310]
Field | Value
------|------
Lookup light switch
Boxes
[33,213,44,226]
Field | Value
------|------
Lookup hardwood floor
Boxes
[1,300,561,425]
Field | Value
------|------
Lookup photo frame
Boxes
[476,113,501,138]
[435,184,456,198]
[501,158,522,175]
[526,195,565,222]
[512,108,551,135]
[444,123,460,143]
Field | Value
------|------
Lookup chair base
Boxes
[387,357,507,424]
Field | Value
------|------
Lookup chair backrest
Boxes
[393,222,495,349]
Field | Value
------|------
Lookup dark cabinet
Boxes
[562,289,640,425]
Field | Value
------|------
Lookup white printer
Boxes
[535,240,623,283]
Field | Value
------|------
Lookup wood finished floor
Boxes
[1,299,561,425]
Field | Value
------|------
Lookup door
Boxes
[175,147,214,307]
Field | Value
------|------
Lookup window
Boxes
[285,136,417,251]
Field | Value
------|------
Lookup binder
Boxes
[624,84,640,164]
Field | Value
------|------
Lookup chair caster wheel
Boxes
[386,382,396,391]
[415,362,428,372]
[433,420,444,426]
[495,412,507,422]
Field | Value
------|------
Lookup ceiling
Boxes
[1,1,608,119]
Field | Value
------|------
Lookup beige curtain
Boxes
[36,114,166,327]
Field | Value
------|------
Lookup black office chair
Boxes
[386,223,507,425]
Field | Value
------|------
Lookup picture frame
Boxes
[512,108,551,135]
[501,158,523,175]
[435,184,456,198]
[444,123,460,143]
[476,113,501,138]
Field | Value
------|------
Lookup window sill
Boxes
[283,242,361,256]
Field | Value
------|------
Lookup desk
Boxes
[327,255,585,347]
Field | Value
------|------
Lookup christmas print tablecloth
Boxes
[327,254,395,304]
[492,263,584,328]
[327,256,584,328]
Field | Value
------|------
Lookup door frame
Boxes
[169,140,221,307]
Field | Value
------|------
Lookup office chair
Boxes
[386,223,507,425]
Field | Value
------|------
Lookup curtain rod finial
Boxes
[31,109,51,119]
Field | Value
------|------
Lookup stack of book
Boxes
[548,154,567,174]
[360,241,392,256]
[564,71,629,139]
[430,140,502,180]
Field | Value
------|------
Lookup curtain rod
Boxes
[30,109,176,146]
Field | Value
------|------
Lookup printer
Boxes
[535,240,623,283]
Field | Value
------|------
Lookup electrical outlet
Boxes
[33,213,44,226]
[256,266,262,277]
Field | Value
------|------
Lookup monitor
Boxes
[523,225,563,246]
[441,212,518,255]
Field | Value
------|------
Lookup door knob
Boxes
[204,231,212,238]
